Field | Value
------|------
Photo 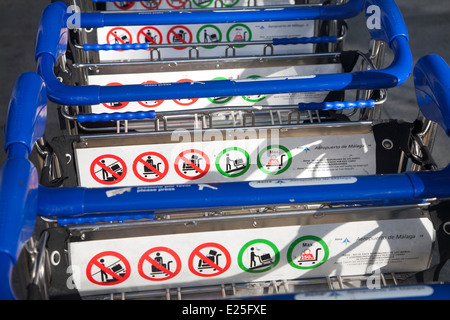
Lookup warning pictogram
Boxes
[188,242,231,277]
[133,151,169,183]
[166,0,187,9]
[167,25,192,50]
[287,235,329,270]
[196,25,222,49]
[86,251,131,286]
[113,1,135,10]
[226,23,252,48]
[215,147,250,178]
[138,81,164,107]
[173,79,199,106]
[237,239,280,273]
[138,247,182,281]
[174,149,210,180]
[137,26,163,49]
[106,27,133,46]
[101,82,130,109]
[257,144,292,175]
[140,0,162,9]
[90,154,127,185]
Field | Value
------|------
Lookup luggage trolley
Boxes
[2,0,450,300]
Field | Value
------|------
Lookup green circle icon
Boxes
[257,145,292,175]
[238,239,280,273]
[226,23,252,48]
[196,24,222,49]
[287,235,329,270]
[207,77,232,104]
[241,75,266,102]
[215,147,250,177]
[192,0,213,7]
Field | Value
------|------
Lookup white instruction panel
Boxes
[75,131,376,187]
[88,63,341,113]
[106,0,299,11]
[69,217,434,296]
[96,19,315,61]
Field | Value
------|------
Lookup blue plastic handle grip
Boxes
[77,110,156,122]
[414,54,450,137]
[298,99,375,111]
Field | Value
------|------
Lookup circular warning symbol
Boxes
[138,247,182,281]
[86,251,131,286]
[113,1,135,10]
[207,77,232,104]
[140,0,162,9]
[137,26,163,50]
[167,25,192,50]
[138,81,163,108]
[192,0,213,8]
[287,235,329,270]
[90,154,127,185]
[215,147,250,178]
[101,82,130,109]
[166,0,187,9]
[257,144,292,175]
[226,23,252,48]
[174,149,210,180]
[173,79,199,106]
[238,239,280,273]
[133,151,169,183]
[196,25,222,49]
[106,27,133,47]
[242,75,266,102]
[188,242,231,277]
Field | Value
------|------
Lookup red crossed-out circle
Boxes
[138,81,164,107]
[132,151,169,183]
[173,79,198,106]
[101,82,130,109]
[167,25,192,50]
[90,154,127,185]
[106,27,133,47]
[140,0,162,9]
[86,251,131,286]
[138,247,182,281]
[188,242,231,277]
[137,26,163,50]
[113,1,135,10]
[174,149,210,180]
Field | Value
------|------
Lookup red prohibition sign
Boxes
[86,251,131,286]
[167,25,192,50]
[173,79,198,106]
[140,0,162,9]
[113,1,135,10]
[101,82,130,109]
[174,149,210,180]
[166,0,187,9]
[90,154,127,185]
[137,26,163,50]
[138,81,164,108]
[138,247,182,281]
[188,242,231,277]
[106,27,133,47]
[132,151,169,183]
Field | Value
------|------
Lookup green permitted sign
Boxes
[241,75,266,102]
[196,24,222,49]
[238,239,280,273]
[192,0,213,8]
[287,235,329,270]
[257,144,292,175]
[208,77,232,104]
[215,147,250,177]
[226,23,252,48]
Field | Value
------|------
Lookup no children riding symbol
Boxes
[138,247,182,281]
[287,236,329,270]
[238,239,280,273]
[215,147,250,178]
[188,242,231,277]
[133,151,169,183]
[86,251,131,286]
[175,149,210,180]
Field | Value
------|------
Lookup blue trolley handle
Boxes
[36,0,412,106]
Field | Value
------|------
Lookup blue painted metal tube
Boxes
[79,0,365,28]
[77,110,156,123]
[298,99,375,111]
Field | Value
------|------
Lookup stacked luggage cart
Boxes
[2,0,450,300]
